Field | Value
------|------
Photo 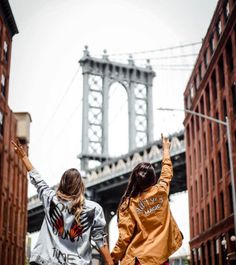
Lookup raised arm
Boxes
[12,140,33,171]
[11,140,55,207]
[158,134,173,194]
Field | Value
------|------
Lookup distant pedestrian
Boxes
[111,134,183,265]
[12,140,113,265]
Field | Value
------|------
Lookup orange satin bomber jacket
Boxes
[111,158,183,265]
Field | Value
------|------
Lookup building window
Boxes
[224,1,230,22]
[190,155,192,175]
[195,180,198,203]
[232,83,236,116]
[185,96,188,109]
[223,98,227,118]
[213,198,217,223]
[196,74,200,89]
[190,83,195,100]
[191,217,194,236]
[207,241,212,265]
[218,55,225,88]
[200,97,204,120]
[190,186,193,206]
[0,111,3,136]
[204,50,208,69]
[201,209,205,231]
[209,123,213,146]
[194,76,197,91]
[216,19,222,38]
[200,174,203,197]
[188,95,191,109]
[205,167,209,192]
[186,125,190,146]
[196,213,199,234]
[209,34,215,55]
[211,160,215,187]
[228,184,233,213]
[211,70,217,100]
[196,107,200,131]
[198,141,201,162]
[205,85,210,113]
[216,112,220,141]
[191,118,195,138]
[204,132,207,156]
[225,141,230,171]
[3,41,8,62]
[226,38,234,72]
[198,64,202,81]
[214,239,220,264]
[1,74,6,97]
[218,151,222,179]
[220,191,225,219]
[207,204,210,227]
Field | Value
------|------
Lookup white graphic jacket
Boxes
[29,169,107,265]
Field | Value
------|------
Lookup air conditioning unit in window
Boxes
[14,112,32,144]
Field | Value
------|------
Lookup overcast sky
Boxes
[8,0,217,195]
[8,0,217,255]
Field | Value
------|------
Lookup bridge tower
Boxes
[79,46,156,170]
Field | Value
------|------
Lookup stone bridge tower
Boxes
[79,46,155,171]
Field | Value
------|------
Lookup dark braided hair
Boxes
[118,162,156,215]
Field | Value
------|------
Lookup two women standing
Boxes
[12,135,182,265]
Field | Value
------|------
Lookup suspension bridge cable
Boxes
[43,96,83,156]
[109,53,199,62]
[151,67,193,71]
[106,41,202,56]
[37,67,80,140]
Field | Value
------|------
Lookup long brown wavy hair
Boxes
[118,162,156,213]
[56,168,85,225]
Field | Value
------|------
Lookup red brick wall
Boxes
[0,4,28,265]
[184,0,236,264]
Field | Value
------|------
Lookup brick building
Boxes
[184,0,236,264]
[0,1,31,265]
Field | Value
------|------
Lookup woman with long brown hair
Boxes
[111,135,183,265]
[12,140,113,265]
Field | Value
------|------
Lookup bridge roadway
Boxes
[28,131,186,233]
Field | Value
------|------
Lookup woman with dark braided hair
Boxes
[12,140,113,265]
[111,135,183,265]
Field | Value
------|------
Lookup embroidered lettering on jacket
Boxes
[136,196,164,216]
[52,247,81,265]
[48,200,95,241]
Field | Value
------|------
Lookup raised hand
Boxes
[11,139,33,171]
[161,133,170,150]
[11,140,26,158]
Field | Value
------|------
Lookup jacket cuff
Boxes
[162,158,172,166]
[28,168,41,184]
[95,233,107,249]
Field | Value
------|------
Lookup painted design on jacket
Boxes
[136,196,164,216]
[49,200,95,241]
[53,247,81,265]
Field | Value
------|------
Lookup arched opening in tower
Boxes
[108,82,128,157]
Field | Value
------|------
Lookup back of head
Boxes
[57,168,85,224]
[119,162,156,211]
[133,162,156,192]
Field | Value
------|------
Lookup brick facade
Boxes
[0,1,29,265]
[184,0,236,264]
